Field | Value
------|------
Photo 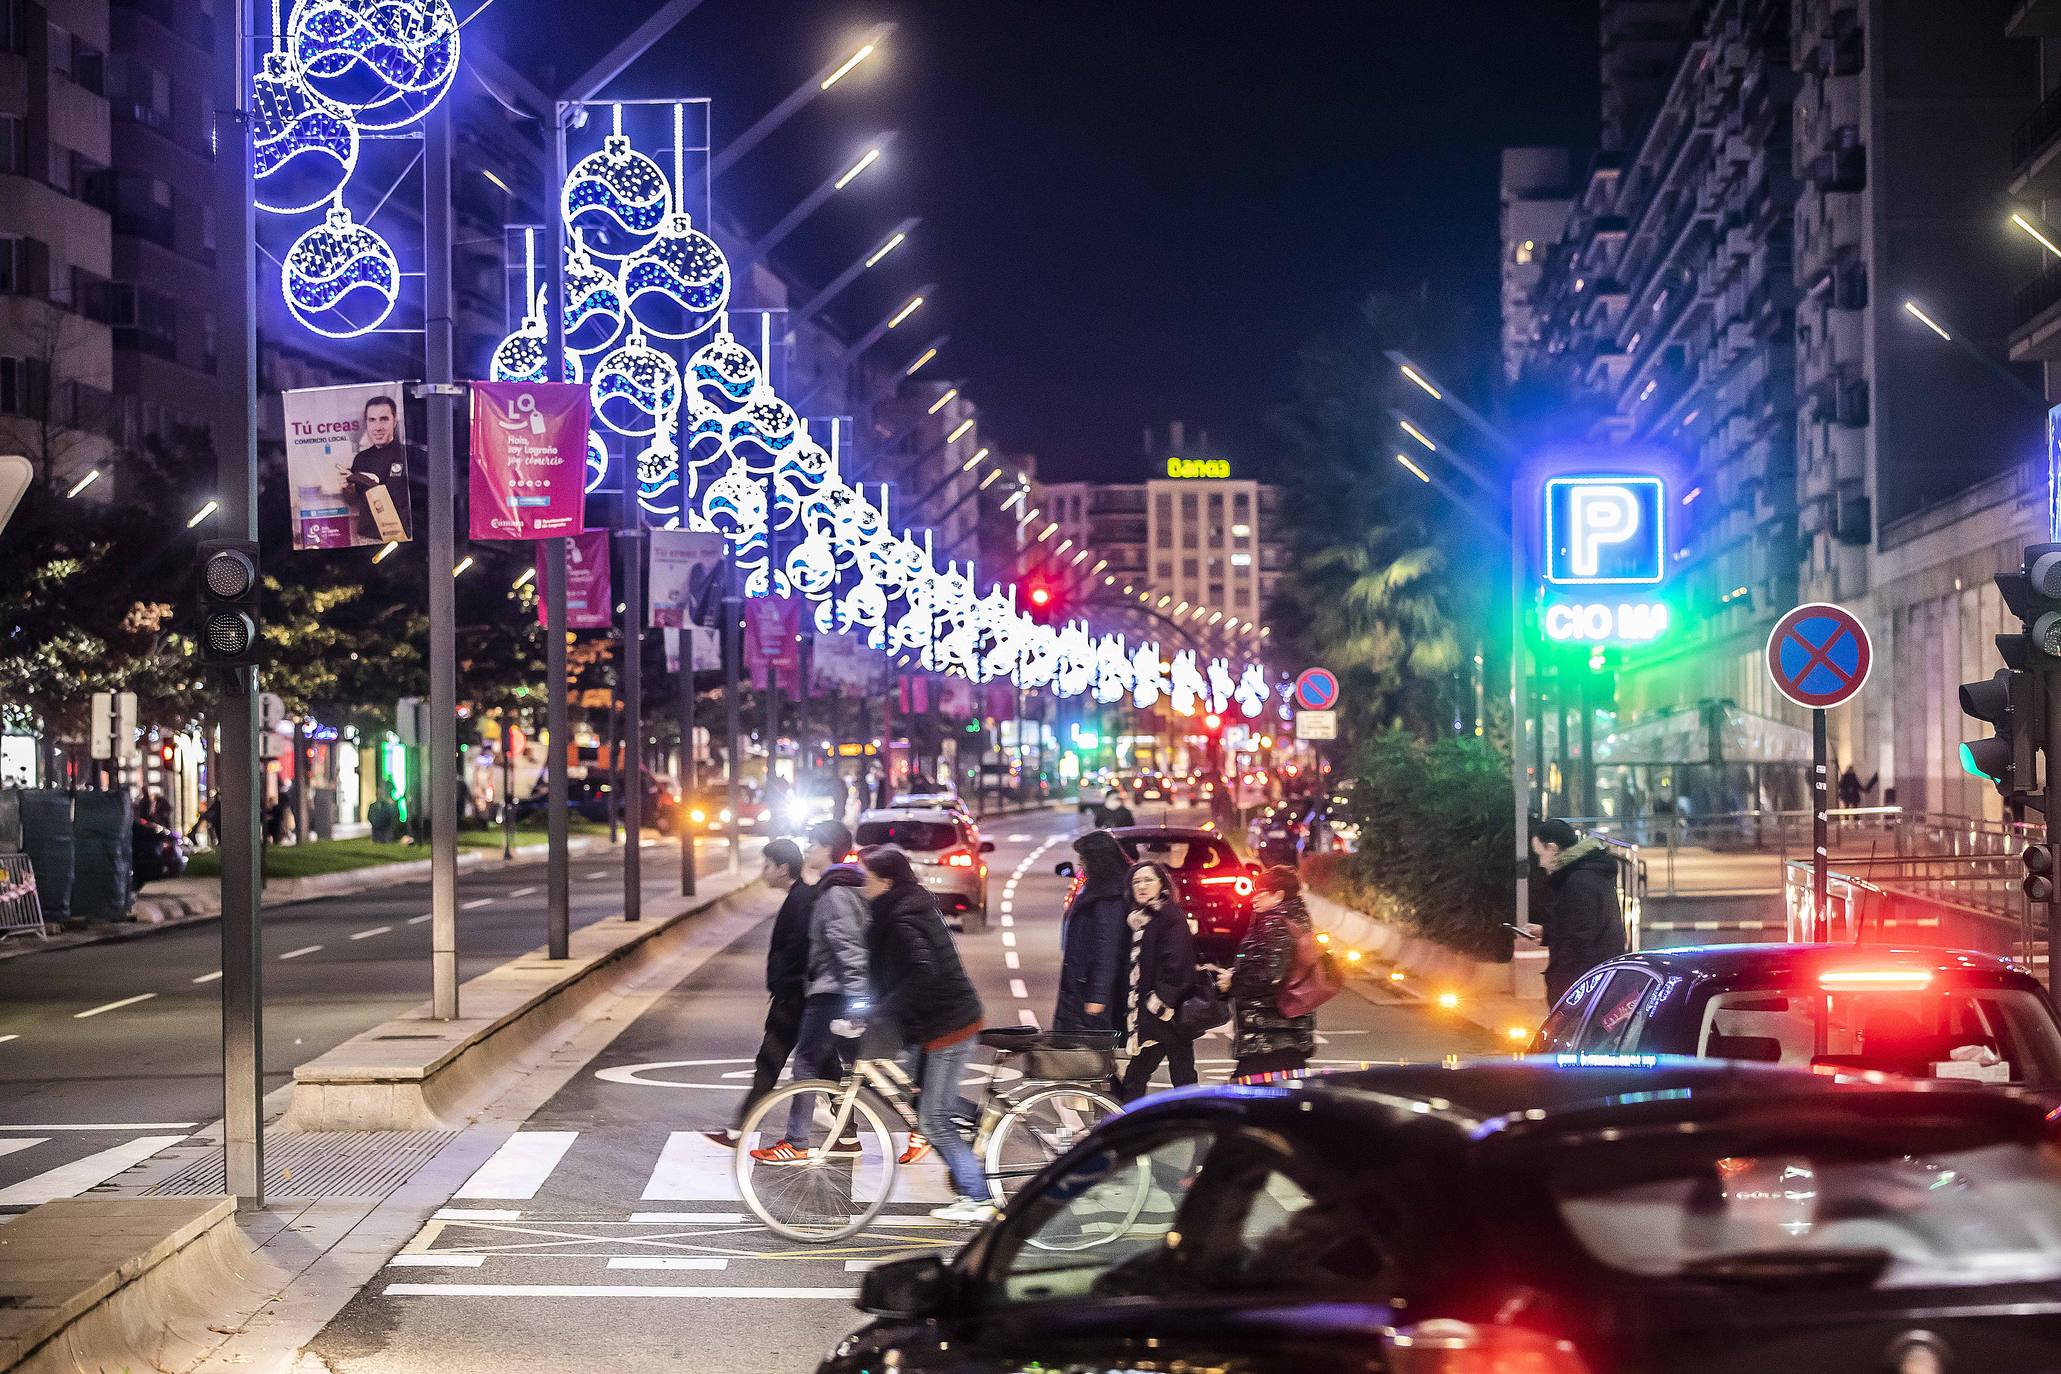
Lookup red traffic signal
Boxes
[1027,584,1052,608]
[1024,581,1058,622]
[156,741,177,766]
[1203,712,1223,732]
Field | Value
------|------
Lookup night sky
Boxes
[485,1,1599,482]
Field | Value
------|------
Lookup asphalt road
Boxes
[304,808,1498,1374]
[0,834,741,1209]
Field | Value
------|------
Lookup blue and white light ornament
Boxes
[687,325,760,404]
[562,242,626,356]
[584,431,608,496]
[251,48,357,216]
[290,0,460,133]
[282,202,398,337]
[562,125,668,263]
[635,436,682,522]
[590,328,679,438]
[622,213,729,341]
[488,288,582,384]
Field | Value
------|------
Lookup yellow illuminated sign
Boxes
[1165,457,1231,479]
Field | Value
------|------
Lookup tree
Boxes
[1292,523,1460,738]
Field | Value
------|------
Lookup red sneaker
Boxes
[748,1139,809,1165]
[898,1134,932,1166]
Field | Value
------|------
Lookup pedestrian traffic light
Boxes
[156,740,176,767]
[1023,580,1057,623]
[2025,843,2056,901]
[195,539,261,670]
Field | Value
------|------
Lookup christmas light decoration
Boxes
[562,127,669,262]
[590,328,680,437]
[489,288,582,384]
[622,212,729,340]
[585,431,608,495]
[687,326,761,404]
[563,243,627,355]
[252,48,358,216]
[281,202,398,337]
[290,0,460,133]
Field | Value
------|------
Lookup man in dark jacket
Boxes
[1529,818,1628,1004]
[1055,830,1129,1033]
[707,839,809,1147]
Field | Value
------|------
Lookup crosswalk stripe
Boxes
[852,1137,954,1206]
[606,1257,728,1270]
[0,1135,185,1205]
[388,1254,485,1267]
[385,1283,857,1300]
[457,1132,580,1199]
[0,1138,47,1161]
[642,1132,740,1201]
[434,1208,522,1221]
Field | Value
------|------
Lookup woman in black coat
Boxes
[1054,830,1130,1033]
[1118,860,1202,1101]
[1227,865,1317,1081]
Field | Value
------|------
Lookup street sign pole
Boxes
[1510,478,1528,934]
[1813,707,1828,941]
[724,573,744,875]
[678,626,695,898]
[424,93,459,1020]
[543,103,573,961]
[1767,602,1874,942]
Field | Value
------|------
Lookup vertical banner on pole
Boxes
[538,530,612,630]
[469,380,591,540]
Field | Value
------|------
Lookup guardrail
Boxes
[0,852,46,940]
[1780,854,2036,968]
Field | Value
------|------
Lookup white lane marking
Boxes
[0,1138,47,1159]
[1000,903,1013,916]
[1004,952,1020,970]
[584,872,608,881]
[191,971,223,984]
[385,1284,858,1300]
[388,1254,485,1267]
[844,1259,879,1272]
[456,1131,580,1200]
[628,1211,744,1224]
[509,887,537,898]
[0,1034,16,1045]
[0,1122,196,1131]
[74,993,156,1019]
[642,1132,740,1201]
[607,1257,728,1271]
[462,897,494,910]
[1017,1008,1038,1027]
[408,914,433,925]
[350,925,392,940]
[1005,833,1032,842]
[1009,979,1028,999]
[1000,932,1016,948]
[1000,914,1013,928]
[0,1135,186,1205]
[279,944,323,960]
[433,1208,522,1221]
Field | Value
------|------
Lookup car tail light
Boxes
[1199,874,1253,897]
[1819,967,1933,991]
[939,848,977,869]
[1384,1320,1589,1374]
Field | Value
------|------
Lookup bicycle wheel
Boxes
[736,1080,899,1242]
[983,1084,1120,1206]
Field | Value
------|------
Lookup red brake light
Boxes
[940,848,977,868]
[1199,874,1254,897]
[1819,968,1933,991]
[1385,1320,1589,1374]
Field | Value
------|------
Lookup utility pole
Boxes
[543,104,573,961]
[423,93,459,1018]
[214,0,263,1209]
[621,489,644,923]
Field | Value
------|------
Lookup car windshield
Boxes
[1697,984,2061,1087]
[1121,837,1234,872]
[855,819,959,852]
[1546,1122,2061,1289]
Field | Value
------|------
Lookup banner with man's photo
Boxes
[282,383,417,550]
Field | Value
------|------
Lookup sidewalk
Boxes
[1304,888,1549,1045]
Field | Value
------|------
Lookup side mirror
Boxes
[857,1254,952,1319]
[980,840,996,853]
[1054,860,1076,879]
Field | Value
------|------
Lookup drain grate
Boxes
[373,1033,446,1041]
[146,1131,457,1199]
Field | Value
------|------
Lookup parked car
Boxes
[1059,824,1254,961]
[855,807,994,932]
[1529,943,2061,1094]
[512,770,681,834]
[824,1058,2061,1374]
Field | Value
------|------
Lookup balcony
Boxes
[2013,84,2061,196]
[2011,262,2061,363]
[2009,0,2061,38]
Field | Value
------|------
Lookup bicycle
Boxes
[734,1025,1135,1243]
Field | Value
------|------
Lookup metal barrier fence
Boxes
[1780,854,2037,968]
[0,852,45,940]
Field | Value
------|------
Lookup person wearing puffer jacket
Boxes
[1118,860,1201,1101]
[1054,830,1130,1034]
[1227,864,1317,1082]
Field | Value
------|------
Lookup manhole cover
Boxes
[147,1131,456,1199]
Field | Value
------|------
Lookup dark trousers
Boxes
[784,994,856,1143]
[1231,1047,1308,1083]
[730,994,803,1130]
[1119,1038,1197,1102]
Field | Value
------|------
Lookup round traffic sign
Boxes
[1293,667,1340,712]
[1766,603,1872,709]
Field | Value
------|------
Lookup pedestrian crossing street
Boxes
[0,1127,196,1211]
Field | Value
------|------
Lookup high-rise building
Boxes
[1499,148,1576,384]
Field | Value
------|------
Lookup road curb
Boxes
[1303,889,1549,1038]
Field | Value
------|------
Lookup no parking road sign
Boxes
[1767,602,1872,710]
[1293,667,1340,712]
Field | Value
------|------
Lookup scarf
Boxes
[1125,903,1172,1056]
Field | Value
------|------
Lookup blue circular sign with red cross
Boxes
[1293,667,1340,711]
[1766,602,1872,709]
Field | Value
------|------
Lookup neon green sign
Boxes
[1165,457,1230,479]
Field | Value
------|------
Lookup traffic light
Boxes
[156,740,176,768]
[196,539,261,670]
[1023,580,1057,623]
[2026,842,2056,901]
[1959,542,2061,813]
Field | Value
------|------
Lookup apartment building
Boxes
[1499,148,1575,384]
[1511,0,2036,817]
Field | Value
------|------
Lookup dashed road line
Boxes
[509,886,537,898]
[0,1122,196,1131]
[1004,952,1020,970]
[1000,932,1016,948]
[191,971,223,984]
[279,944,323,960]
[388,1254,485,1268]
[409,913,434,925]
[1016,1008,1039,1027]
[1008,979,1028,999]
[0,1034,16,1045]
[350,925,392,940]
[74,993,156,1019]
[384,1283,858,1301]
[462,897,494,910]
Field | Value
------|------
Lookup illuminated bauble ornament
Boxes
[773,438,831,523]
[635,436,681,519]
[562,243,625,356]
[701,467,766,541]
[590,329,679,437]
[252,49,358,216]
[727,386,798,474]
[291,0,460,133]
[584,430,607,495]
[686,328,760,403]
[786,529,838,601]
[622,213,729,341]
[488,290,582,384]
[562,134,668,262]
[281,203,398,338]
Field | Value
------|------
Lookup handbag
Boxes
[1278,923,1344,1018]
[1172,970,1231,1040]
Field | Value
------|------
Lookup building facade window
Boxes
[0,356,50,418]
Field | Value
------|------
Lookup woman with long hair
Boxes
[1054,829,1129,1033]
[1118,860,1201,1101]
[1228,864,1318,1082]
[855,845,992,1224]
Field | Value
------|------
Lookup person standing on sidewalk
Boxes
[705,839,810,1148]
[856,845,992,1223]
[1118,860,1202,1101]
[750,820,871,1163]
[1528,818,1627,1005]
[1227,865,1318,1082]
[1054,830,1129,1033]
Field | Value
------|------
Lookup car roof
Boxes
[858,807,962,826]
[1120,1057,2052,1143]
[1108,826,1230,843]
[1596,942,2041,988]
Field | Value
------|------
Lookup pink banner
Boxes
[469,380,590,540]
[535,530,611,630]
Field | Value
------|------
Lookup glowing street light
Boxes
[946,417,974,443]
[372,540,400,564]
[835,145,883,189]
[887,294,924,329]
[1399,418,1438,452]
[928,387,959,415]
[904,344,940,376]
[820,39,879,91]
[186,499,220,528]
[1400,364,1443,400]
[513,567,536,590]
[2013,211,2061,260]
[961,446,989,471]
[65,469,101,498]
[1396,452,1432,483]
[453,556,475,577]
[864,229,906,267]
[1902,300,1951,342]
